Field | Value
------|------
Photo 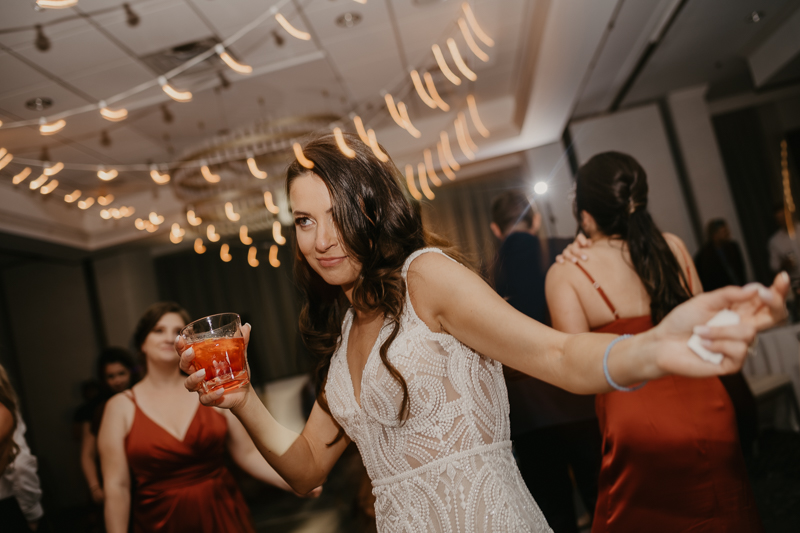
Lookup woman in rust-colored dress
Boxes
[546,152,763,532]
[98,302,298,533]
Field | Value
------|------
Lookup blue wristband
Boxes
[603,334,647,392]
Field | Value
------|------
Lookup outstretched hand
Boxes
[176,323,254,410]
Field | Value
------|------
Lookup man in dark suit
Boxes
[694,218,746,291]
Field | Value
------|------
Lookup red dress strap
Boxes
[124,389,137,404]
[574,263,620,319]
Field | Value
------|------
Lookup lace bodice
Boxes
[326,248,551,532]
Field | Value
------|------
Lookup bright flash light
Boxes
[534,181,548,195]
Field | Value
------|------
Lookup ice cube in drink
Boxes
[190,336,248,392]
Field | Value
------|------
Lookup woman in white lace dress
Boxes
[178,134,787,532]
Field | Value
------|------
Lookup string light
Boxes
[353,115,370,144]
[215,44,253,74]
[417,163,435,200]
[247,246,259,267]
[101,209,111,220]
[150,168,170,184]
[352,0,367,4]
[99,104,128,122]
[458,18,489,62]
[194,238,206,254]
[333,127,356,158]
[170,223,185,244]
[64,189,81,203]
[97,194,114,206]
[201,164,220,183]
[447,39,477,81]
[454,115,476,160]
[135,218,146,230]
[396,102,421,138]
[293,143,314,169]
[367,130,389,163]
[187,209,202,226]
[36,0,77,9]
[437,143,456,180]
[220,244,232,262]
[459,111,479,150]
[423,149,442,186]
[148,211,164,225]
[273,221,286,245]
[97,169,118,181]
[43,162,63,176]
[119,206,135,217]
[225,201,241,222]
[40,179,58,194]
[467,95,490,138]
[12,168,32,185]
[462,2,494,47]
[39,118,66,135]
[246,157,267,179]
[275,13,311,40]
[207,225,220,242]
[78,197,95,210]
[0,149,5,159]
[269,245,280,267]
[30,174,48,190]
[240,225,253,245]
[0,151,14,171]
[404,164,422,201]
[440,131,461,170]
[410,71,437,109]
[158,76,192,102]
[384,93,407,130]
[145,221,157,233]
[432,44,461,86]
[263,192,280,214]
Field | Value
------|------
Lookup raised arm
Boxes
[80,422,104,503]
[97,394,133,533]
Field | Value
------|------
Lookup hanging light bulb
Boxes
[39,118,66,135]
[64,189,81,202]
[225,201,241,222]
[437,143,456,180]
[29,174,48,190]
[396,102,421,138]
[40,179,58,194]
[440,131,461,170]
[148,211,164,225]
[34,25,51,51]
[12,168,32,185]
[123,3,140,26]
[119,206,134,217]
[134,218,146,230]
[423,149,442,186]
[161,104,174,123]
[97,194,114,206]
[423,72,450,111]
[273,221,286,245]
[200,164,220,183]
[269,244,280,267]
[353,115,370,144]
[158,76,192,102]
[404,164,422,201]
[220,244,232,262]
[462,2,495,47]
[194,238,206,254]
[100,209,111,220]
[333,127,356,158]
[240,225,253,245]
[187,209,202,226]
[447,39,477,81]
[97,168,118,181]
[352,0,367,4]
[246,157,267,179]
[275,13,311,40]
[43,161,63,176]
[170,223,185,244]
[458,18,489,62]
[99,101,128,122]
[459,111,479,151]
[432,44,461,86]
[454,116,476,160]
[293,143,314,169]
[247,246,259,267]
[207,225,220,242]
[78,197,95,210]
[0,151,13,170]
[263,191,280,214]
[150,168,170,184]
[145,221,158,233]
[384,93,407,130]
[467,94,490,138]
[417,163,435,200]
[367,130,389,163]
[36,0,78,9]
[410,71,437,109]
[110,208,122,219]
[215,44,253,74]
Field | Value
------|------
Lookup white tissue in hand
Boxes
[687,309,741,364]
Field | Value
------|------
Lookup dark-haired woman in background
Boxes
[546,152,763,532]
[178,134,785,533]
[99,302,298,533]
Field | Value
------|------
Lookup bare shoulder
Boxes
[663,232,690,260]
[545,258,581,289]
[104,391,135,422]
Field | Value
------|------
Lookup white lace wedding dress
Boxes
[326,248,552,532]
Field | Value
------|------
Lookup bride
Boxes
[178,133,787,532]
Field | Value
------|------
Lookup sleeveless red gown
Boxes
[124,392,255,533]
[574,265,762,532]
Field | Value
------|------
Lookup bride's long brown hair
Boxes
[286,133,461,444]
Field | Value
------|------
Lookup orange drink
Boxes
[181,313,249,393]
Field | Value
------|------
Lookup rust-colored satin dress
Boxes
[575,265,762,533]
[124,391,255,533]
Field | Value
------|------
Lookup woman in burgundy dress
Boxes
[546,152,763,532]
[98,302,299,533]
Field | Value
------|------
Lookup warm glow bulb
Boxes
[78,197,95,210]
[440,131,461,170]
[462,2,495,47]
[110,208,122,219]
[269,245,280,267]
[64,189,81,203]
[220,244,232,262]
[246,158,267,179]
[384,93,407,130]
[455,115,476,160]
[0,152,13,171]
[447,39,477,81]
[40,179,59,194]
[29,174,48,190]
[458,18,489,62]
[39,119,66,135]
[467,94,490,138]
[97,169,118,181]
[100,106,128,122]
[437,143,456,181]
[194,238,206,254]
[145,221,157,233]
[135,218,146,230]
[410,71,437,109]
[187,210,202,226]
[215,45,253,74]
[273,221,286,245]
[459,111,479,151]
[207,225,220,242]
[201,164,220,183]
[404,164,422,201]
[225,201,241,222]
[158,77,192,102]
[169,232,183,244]
[36,0,77,8]
[240,225,253,245]
[100,209,111,220]
[150,169,170,184]
[333,127,356,158]
[417,163,435,200]
[397,102,421,138]
[353,115,370,144]
[423,149,442,186]
[43,161,63,176]
[367,130,389,163]
[275,13,311,40]
[263,192,280,214]
[247,246,259,267]
[432,44,461,86]
[12,168,31,185]
[293,143,314,169]
[170,223,185,237]
[97,194,114,206]
[149,211,164,225]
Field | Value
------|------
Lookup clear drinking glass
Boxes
[180,313,249,393]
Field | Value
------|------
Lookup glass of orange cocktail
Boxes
[181,313,249,393]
